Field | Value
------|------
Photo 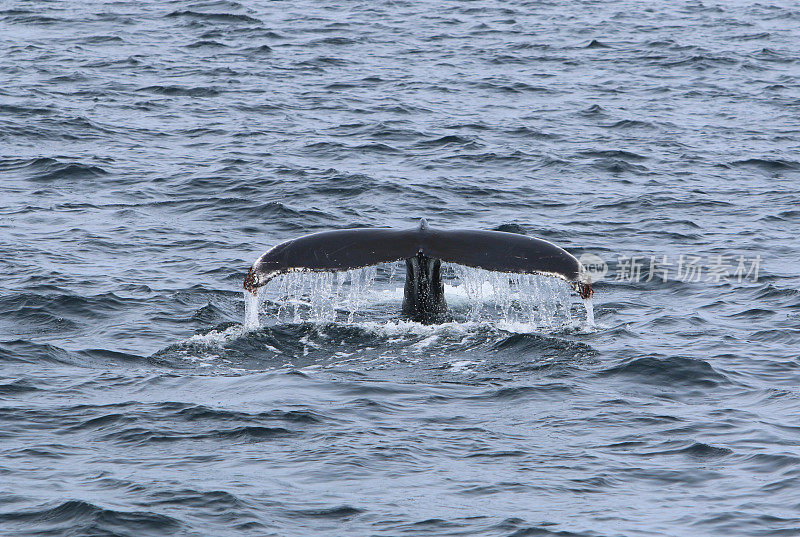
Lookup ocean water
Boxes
[2,1,800,535]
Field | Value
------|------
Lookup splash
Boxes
[447,265,574,327]
[583,298,595,327]
[243,290,261,331]
[251,266,381,325]
[243,262,589,329]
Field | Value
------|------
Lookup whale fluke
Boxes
[244,221,592,321]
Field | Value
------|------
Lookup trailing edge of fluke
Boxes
[244,219,593,321]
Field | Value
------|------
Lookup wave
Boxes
[414,135,475,148]
[483,383,574,400]
[1,14,71,25]
[744,453,800,472]
[598,356,730,388]
[0,340,76,365]
[1,157,109,181]
[472,81,554,94]
[641,441,733,459]
[585,39,611,49]
[0,104,54,116]
[186,40,228,48]
[0,292,133,340]
[352,142,402,154]
[108,425,292,445]
[166,10,260,24]
[296,56,351,67]
[137,85,222,97]
[0,500,181,535]
[747,329,800,345]
[240,44,272,54]
[285,505,363,519]
[604,119,657,130]
[661,53,739,68]
[579,149,648,160]
[83,35,125,44]
[308,36,360,46]
[580,104,606,115]
[491,332,595,357]
[591,158,649,174]
[502,126,557,139]
[0,379,39,395]
[727,158,800,171]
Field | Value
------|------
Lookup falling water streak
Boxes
[254,266,380,324]
[248,264,583,328]
[387,262,399,285]
[449,265,578,327]
[583,298,595,327]
[243,290,261,331]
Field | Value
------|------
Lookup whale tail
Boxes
[244,221,593,306]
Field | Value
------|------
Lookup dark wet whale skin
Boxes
[245,223,591,298]
[402,252,447,323]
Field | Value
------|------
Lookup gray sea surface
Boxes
[1,1,800,535]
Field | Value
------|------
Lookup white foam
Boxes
[411,334,440,349]
[356,319,477,337]
[448,359,482,373]
[188,323,245,346]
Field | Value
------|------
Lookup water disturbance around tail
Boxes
[241,262,592,330]
[583,298,595,327]
[243,289,261,331]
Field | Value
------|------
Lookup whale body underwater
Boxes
[244,220,592,323]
